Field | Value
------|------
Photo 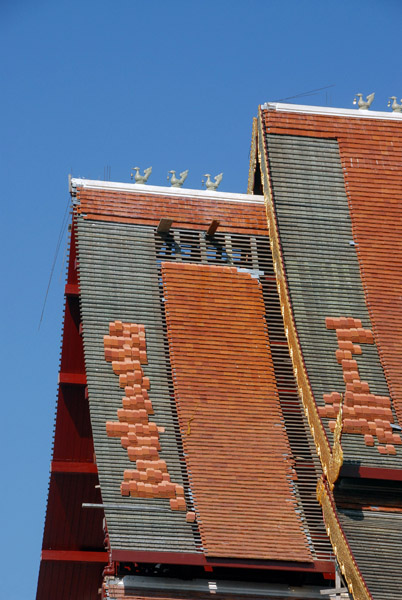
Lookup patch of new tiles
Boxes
[104,320,195,521]
[161,262,312,561]
[320,316,401,455]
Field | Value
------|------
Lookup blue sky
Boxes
[1,1,401,597]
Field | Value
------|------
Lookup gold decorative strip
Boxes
[256,108,343,488]
[317,478,372,600]
[247,117,258,194]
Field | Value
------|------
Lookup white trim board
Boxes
[261,102,402,121]
[70,178,265,205]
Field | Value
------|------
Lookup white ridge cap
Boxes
[70,178,264,204]
[261,102,402,120]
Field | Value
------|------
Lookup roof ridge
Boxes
[262,102,402,121]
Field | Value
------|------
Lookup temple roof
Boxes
[253,102,402,600]
[73,178,331,568]
[38,100,402,598]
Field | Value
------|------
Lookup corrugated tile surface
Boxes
[262,109,402,427]
[161,262,312,561]
[337,508,402,600]
[262,131,400,468]
[76,218,199,553]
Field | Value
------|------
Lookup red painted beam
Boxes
[65,283,80,296]
[41,550,108,563]
[111,550,334,573]
[112,551,205,566]
[207,558,334,573]
[59,372,87,385]
[341,464,402,481]
[51,461,97,474]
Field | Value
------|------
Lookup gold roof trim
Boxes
[247,117,258,194]
[317,478,372,600]
[256,107,343,488]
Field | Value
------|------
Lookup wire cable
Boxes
[271,84,335,103]
[38,195,71,330]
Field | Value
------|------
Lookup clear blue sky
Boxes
[1,1,401,597]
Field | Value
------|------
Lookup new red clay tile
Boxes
[104,321,185,510]
[321,317,401,451]
[161,262,312,561]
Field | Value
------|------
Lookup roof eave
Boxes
[262,102,402,120]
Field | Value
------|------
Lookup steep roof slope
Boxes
[73,179,333,571]
[162,261,311,561]
[254,102,402,600]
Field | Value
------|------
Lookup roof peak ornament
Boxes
[202,173,223,191]
[388,96,402,113]
[167,169,189,188]
[131,166,152,184]
[353,92,375,110]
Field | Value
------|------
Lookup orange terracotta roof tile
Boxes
[104,321,185,508]
[320,317,401,454]
[161,262,312,561]
[76,188,268,236]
